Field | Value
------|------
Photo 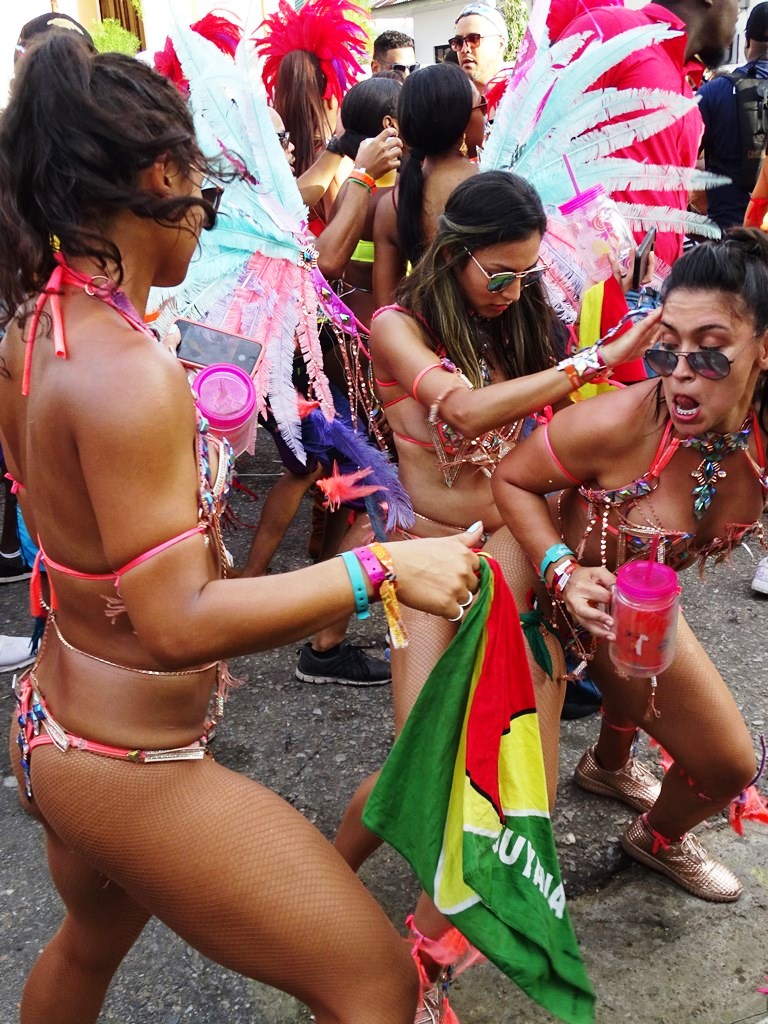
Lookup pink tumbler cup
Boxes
[192,363,257,457]
[609,561,681,676]
[558,184,634,282]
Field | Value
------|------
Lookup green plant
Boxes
[131,0,144,19]
[89,18,141,56]
[499,0,529,62]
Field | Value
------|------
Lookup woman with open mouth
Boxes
[491,227,768,903]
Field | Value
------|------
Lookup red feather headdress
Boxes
[254,0,370,106]
[154,13,242,94]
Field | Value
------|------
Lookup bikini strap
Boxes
[648,420,679,477]
[31,525,208,617]
[371,303,443,350]
[112,524,207,582]
[542,421,582,485]
[4,471,24,493]
[22,253,154,396]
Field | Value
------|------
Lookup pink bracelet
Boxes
[352,546,387,595]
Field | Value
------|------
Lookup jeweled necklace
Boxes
[679,419,752,520]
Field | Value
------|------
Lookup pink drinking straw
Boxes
[645,534,662,581]
[563,154,581,196]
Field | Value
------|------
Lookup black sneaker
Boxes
[295,640,391,686]
[0,554,32,585]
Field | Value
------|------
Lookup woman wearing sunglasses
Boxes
[334,172,661,991]
[490,228,768,903]
[0,33,490,1024]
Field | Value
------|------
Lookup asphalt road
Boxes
[1,439,767,1024]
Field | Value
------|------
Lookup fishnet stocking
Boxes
[12,735,419,1024]
[484,528,567,810]
[588,611,757,838]
[336,527,566,953]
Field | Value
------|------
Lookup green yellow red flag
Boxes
[363,555,595,1024]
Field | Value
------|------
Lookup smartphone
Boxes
[632,228,656,291]
[175,319,264,378]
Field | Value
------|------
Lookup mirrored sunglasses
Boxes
[465,249,548,292]
[644,347,733,380]
[276,130,291,150]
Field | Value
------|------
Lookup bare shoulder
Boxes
[373,188,397,240]
[549,379,662,469]
[69,319,196,449]
[371,306,426,350]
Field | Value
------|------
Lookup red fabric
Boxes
[600,276,649,383]
[562,3,704,267]
[465,558,536,826]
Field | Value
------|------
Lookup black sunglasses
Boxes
[276,130,291,150]
[644,346,734,380]
[448,32,500,51]
[200,185,223,232]
[380,59,421,74]
[201,185,224,212]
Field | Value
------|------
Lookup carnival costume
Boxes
[479,0,727,321]
[485,382,768,902]
[152,23,411,536]
[13,253,236,801]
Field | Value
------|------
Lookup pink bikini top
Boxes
[15,254,234,616]
[371,304,471,454]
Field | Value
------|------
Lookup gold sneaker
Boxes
[574,745,661,812]
[620,814,743,902]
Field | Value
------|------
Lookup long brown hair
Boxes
[273,50,332,177]
[397,171,556,387]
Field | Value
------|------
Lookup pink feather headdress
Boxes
[254,0,369,106]
[154,13,242,94]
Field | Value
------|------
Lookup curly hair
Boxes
[0,32,220,331]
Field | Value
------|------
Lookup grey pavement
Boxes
[1,440,767,1024]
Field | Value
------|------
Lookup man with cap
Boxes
[449,2,511,116]
[698,2,768,229]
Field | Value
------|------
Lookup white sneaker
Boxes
[0,635,35,673]
[752,556,768,595]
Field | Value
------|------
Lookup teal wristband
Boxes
[540,543,575,580]
[338,550,370,620]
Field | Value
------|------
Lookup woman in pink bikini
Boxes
[491,227,768,903]
[0,34,485,1024]
[334,172,662,985]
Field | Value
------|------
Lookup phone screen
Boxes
[632,228,656,291]
[175,320,263,376]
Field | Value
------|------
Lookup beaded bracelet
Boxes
[368,542,409,649]
[337,550,371,620]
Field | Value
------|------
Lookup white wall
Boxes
[412,1,466,65]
